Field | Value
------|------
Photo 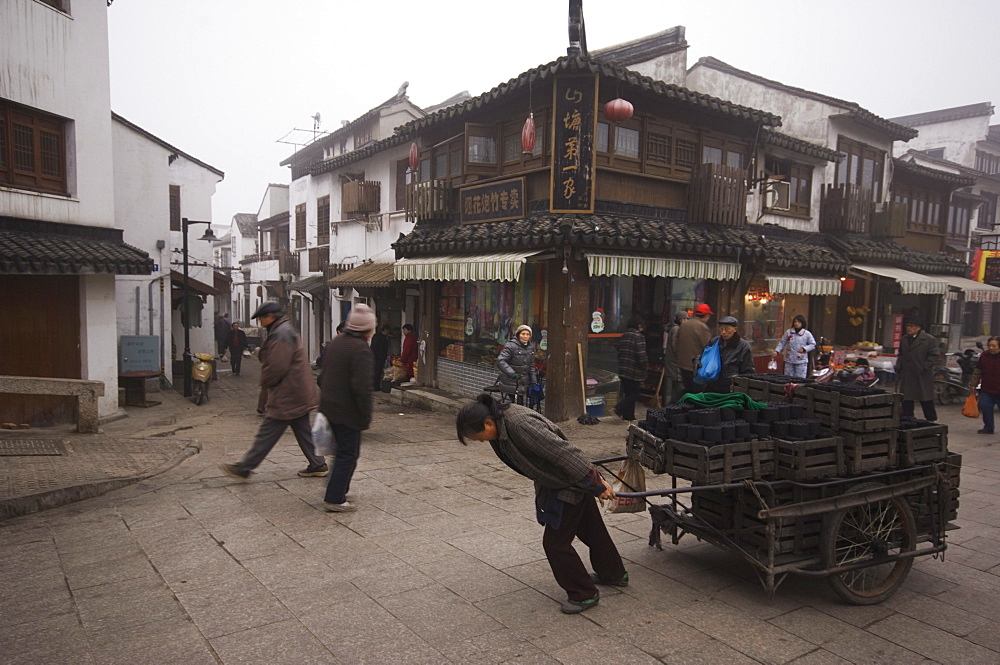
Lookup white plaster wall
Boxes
[624,50,688,87]
[0,0,114,226]
[258,184,289,219]
[893,115,990,167]
[78,274,120,416]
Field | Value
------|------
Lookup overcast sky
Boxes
[107,0,999,229]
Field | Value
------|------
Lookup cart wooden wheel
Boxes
[821,482,916,605]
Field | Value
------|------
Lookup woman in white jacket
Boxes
[774,315,816,379]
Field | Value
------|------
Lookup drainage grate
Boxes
[0,439,66,456]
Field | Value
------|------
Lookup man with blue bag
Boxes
[696,316,754,394]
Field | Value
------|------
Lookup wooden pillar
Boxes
[545,255,590,422]
[417,281,438,387]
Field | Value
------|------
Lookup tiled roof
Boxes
[307,134,409,177]
[590,26,688,68]
[394,55,781,139]
[893,158,977,188]
[393,213,848,273]
[829,234,969,276]
[692,57,917,141]
[888,102,994,128]
[762,129,841,162]
[288,274,327,294]
[0,217,153,275]
[234,213,258,236]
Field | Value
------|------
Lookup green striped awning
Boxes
[585,253,741,280]
[853,265,950,295]
[393,251,542,282]
[765,274,842,296]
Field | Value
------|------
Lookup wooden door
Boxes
[0,275,81,425]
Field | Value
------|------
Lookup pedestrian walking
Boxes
[774,315,816,379]
[225,322,248,376]
[400,323,418,381]
[371,323,390,390]
[614,316,647,422]
[700,316,754,394]
[970,336,1000,434]
[663,310,688,403]
[214,313,229,358]
[495,324,538,404]
[220,302,327,480]
[319,304,376,512]
[676,303,713,395]
[895,317,939,421]
[456,394,627,614]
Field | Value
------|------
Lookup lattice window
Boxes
[675,139,697,170]
[317,196,330,246]
[646,133,670,165]
[295,204,306,249]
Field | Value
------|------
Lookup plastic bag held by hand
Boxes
[962,391,980,418]
[694,340,722,384]
[605,458,646,514]
[767,359,778,371]
[312,412,337,456]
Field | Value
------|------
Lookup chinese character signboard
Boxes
[971,249,1000,285]
[460,178,525,223]
[892,314,903,351]
[550,73,598,213]
[119,336,160,373]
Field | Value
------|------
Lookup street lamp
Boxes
[181,217,217,397]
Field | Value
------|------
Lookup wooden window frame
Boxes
[0,100,69,196]
[701,132,748,170]
[394,159,410,211]
[169,185,181,231]
[295,203,306,249]
[465,123,499,176]
[316,195,330,246]
[948,200,971,238]
[500,111,546,173]
[835,136,885,202]
[763,156,812,217]
[975,150,1000,176]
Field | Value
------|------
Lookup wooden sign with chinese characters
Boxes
[550,73,598,213]
[459,178,525,223]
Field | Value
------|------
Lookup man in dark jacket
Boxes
[319,304,376,512]
[701,316,754,394]
[220,302,327,480]
[971,336,1000,434]
[663,310,688,403]
[676,304,713,395]
[496,324,538,402]
[225,322,248,376]
[896,318,939,421]
[614,317,648,421]
[370,323,390,390]
[214,314,230,358]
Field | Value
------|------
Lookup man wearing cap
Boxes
[896,317,939,421]
[319,304,377,512]
[220,302,328,480]
[676,304,713,395]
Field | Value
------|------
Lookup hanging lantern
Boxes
[604,97,634,123]
[408,142,419,172]
[521,113,536,155]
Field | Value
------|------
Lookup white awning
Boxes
[585,253,741,280]
[393,251,543,282]
[765,274,842,296]
[933,274,1000,303]
[852,265,951,295]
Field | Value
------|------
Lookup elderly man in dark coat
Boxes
[895,317,939,421]
[220,302,327,480]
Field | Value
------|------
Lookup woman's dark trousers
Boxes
[542,496,627,602]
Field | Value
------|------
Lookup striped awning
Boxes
[933,274,1000,303]
[765,274,842,296]
[393,251,542,282]
[328,262,395,288]
[585,253,741,280]
[852,265,950,295]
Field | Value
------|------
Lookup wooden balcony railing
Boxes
[870,200,907,238]
[308,246,329,273]
[820,183,872,233]
[405,179,452,223]
[686,163,747,227]
[342,180,381,215]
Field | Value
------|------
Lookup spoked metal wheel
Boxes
[934,376,953,405]
[822,482,916,605]
[192,381,206,406]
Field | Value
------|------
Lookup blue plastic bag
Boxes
[694,340,721,385]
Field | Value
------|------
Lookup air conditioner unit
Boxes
[764,180,791,211]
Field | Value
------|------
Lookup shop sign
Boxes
[550,73,598,213]
[972,249,1000,286]
[459,177,525,223]
[590,309,605,333]
[892,314,903,350]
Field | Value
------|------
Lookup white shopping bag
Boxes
[312,412,337,457]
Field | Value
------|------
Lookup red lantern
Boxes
[521,113,536,154]
[604,97,634,123]
[408,142,419,172]
[841,278,856,292]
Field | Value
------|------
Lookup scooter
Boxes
[934,343,981,405]
[832,358,879,388]
[812,337,835,383]
[191,352,214,405]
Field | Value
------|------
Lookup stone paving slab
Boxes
[1,354,999,663]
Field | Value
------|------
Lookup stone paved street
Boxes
[2,356,1000,664]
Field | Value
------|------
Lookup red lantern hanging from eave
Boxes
[604,97,634,123]
[408,142,419,172]
[521,113,536,154]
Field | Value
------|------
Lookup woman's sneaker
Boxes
[560,593,600,614]
[591,572,629,587]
